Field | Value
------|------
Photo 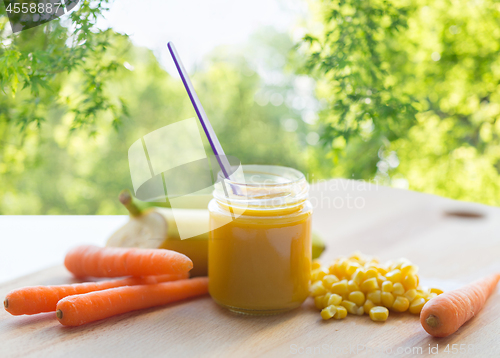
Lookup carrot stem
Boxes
[425,314,440,328]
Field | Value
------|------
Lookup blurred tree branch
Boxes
[302,0,500,204]
[0,0,128,138]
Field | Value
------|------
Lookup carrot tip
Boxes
[426,314,440,328]
[3,298,8,309]
[56,309,63,320]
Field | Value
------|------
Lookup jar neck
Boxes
[214,198,308,216]
[213,165,309,215]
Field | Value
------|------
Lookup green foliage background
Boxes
[303,0,500,205]
[1,0,499,214]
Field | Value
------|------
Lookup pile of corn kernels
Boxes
[311,253,443,321]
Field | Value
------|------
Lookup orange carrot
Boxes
[56,277,208,326]
[64,245,193,278]
[4,272,188,316]
[421,273,500,337]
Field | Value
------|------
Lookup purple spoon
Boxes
[167,42,234,181]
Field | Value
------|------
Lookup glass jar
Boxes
[208,165,312,315]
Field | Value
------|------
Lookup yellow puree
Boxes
[208,202,312,313]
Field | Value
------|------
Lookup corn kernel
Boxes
[330,279,348,295]
[321,305,337,320]
[322,274,340,289]
[363,299,375,314]
[416,287,426,297]
[386,260,397,271]
[430,288,443,295]
[403,274,418,290]
[355,306,364,315]
[311,268,329,282]
[398,257,411,268]
[426,292,438,302]
[322,293,332,307]
[366,290,381,305]
[360,277,379,291]
[364,268,378,280]
[404,289,418,302]
[409,297,426,314]
[328,264,336,275]
[346,262,361,276]
[340,300,358,314]
[314,295,325,310]
[389,258,410,271]
[348,291,365,306]
[369,264,387,276]
[349,252,364,262]
[327,293,343,306]
[347,280,360,292]
[367,263,382,271]
[393,283,405,296]
[366,258,380,267]
[352,269,365,285]
[381,281,393,292]
[376,274,387,286]
[329,261,339,275]
[335,259,349,278]
[310,281,328,296]
[312,260,322,270]
[381,292,395,308]
[369,306,389,322]
[334,305,348,319]
[400,263,418,275]
[392,296,410,312]
[386,269,402,283]
[377,266,388,276]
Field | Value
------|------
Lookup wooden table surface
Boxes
[1,180,500,357]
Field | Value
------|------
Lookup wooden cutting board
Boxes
[1,180,500,357]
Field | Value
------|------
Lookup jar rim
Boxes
[213,165,309,210]
[217,164,305,187]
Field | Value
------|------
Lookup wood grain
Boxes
[1,180,499,357]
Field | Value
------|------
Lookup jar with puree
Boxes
[208,165,312,315]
